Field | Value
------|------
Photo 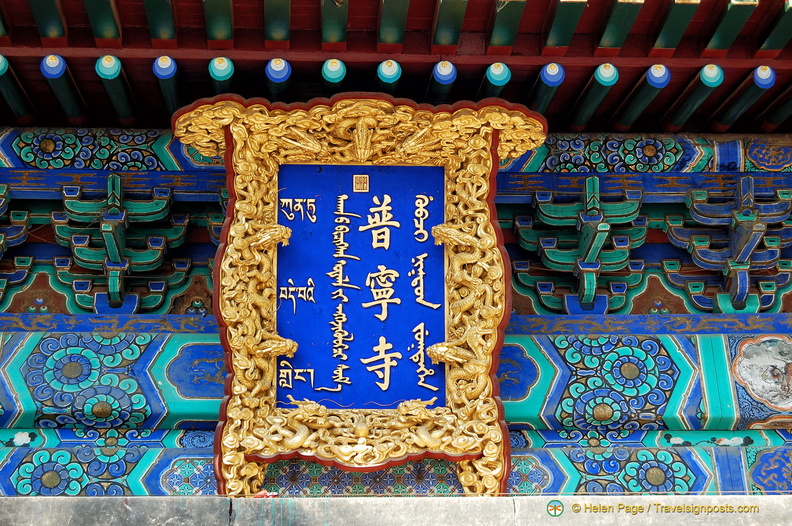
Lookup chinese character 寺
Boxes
[359,194,400,250]
[362,265,400,320]
[360,336,402,391]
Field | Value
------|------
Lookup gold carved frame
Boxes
[174,96,546,496]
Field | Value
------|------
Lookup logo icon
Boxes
[547,500,564,517]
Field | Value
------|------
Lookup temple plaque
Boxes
[174,96,547,496]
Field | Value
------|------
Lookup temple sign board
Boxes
[174,96,547,496]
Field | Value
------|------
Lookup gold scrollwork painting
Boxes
[173,95,547,496]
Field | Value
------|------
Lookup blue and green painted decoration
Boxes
[0,127,790,495]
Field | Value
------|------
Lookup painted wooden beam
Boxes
[570,63,618,131]
[595,0,644,57]
[758,84,792,132]
[0,55,33,124]
[322,0,348,52]
[378,0,410,53]
[152,56,180,116]
[650,0,700,58]
[478,62,511,98]
[208,57,234,94]
[96,55,135,126]
[528,63,564,114]
[427,61,456,104]
[702,0,758,59]
[755,0,792,59]
[83,0,122,47]
[265,58,291,101]
[487,0,527,55]
[543,0,587,56]
[613,64,671,131]
[40,55,85,125]
[0,10,10,46]
[663,64,723,132]
[204,0,233,50]
[711,66,774,132]
[28,0,68,46]
[432,0,469,54]
[264,0,290,50]
[143,0,177,48]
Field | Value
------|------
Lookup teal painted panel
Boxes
[0,332,222,430]
[499,334,705,431]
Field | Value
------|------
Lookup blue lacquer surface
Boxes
[276,164,446,409]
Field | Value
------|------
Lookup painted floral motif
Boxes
[618,450,694,493]
[401,462,439,494]
[508,456,550,494]
[746,138,792,172]
[73,386,143,428]
[15,131,82,169]
[618,138,679,172]
[12,129,164,170]
[23,333,153,428]
[260,459,462,496]
[540,135,682,173]
[71,428,151,449]
[161,458,217,495]
[566,447,699,494]
[14,450,89,496]
[569,445,630,476]
[317,467,354,495]
[556,335,679,430]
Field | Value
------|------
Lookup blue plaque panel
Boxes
[276,164,446,409]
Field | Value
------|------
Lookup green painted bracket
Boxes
[71,235,166,272]
[62,174,172,222]
[576,263,599,305]
[535,177,642,226]
[53,213,188,250]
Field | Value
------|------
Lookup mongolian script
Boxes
[413,195,432,242]
[409,323,438,391]
[330,303,353,360]
[408,253,441,309]
[333,195,361,261]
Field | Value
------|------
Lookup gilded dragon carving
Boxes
[174,97,546,496]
